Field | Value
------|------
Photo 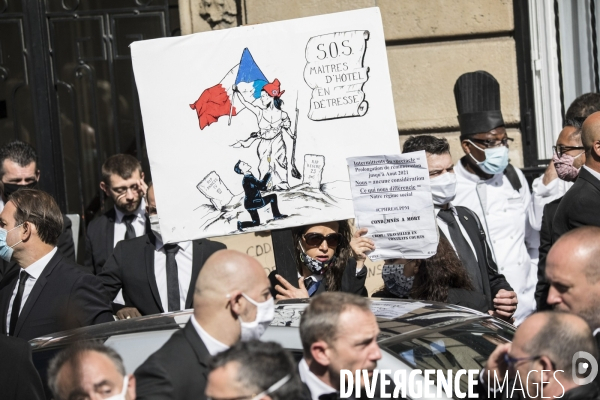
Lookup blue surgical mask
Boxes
[0,224,23,262]
[468,141,509,175]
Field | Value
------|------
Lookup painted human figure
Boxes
[233,79,295,191]
[235,160,287,231]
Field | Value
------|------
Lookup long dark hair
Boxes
[262,89,284,110]
[292,220,353,292]
[410,236,474,302]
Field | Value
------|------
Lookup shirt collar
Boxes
[114,197,146,223]
[434,203,457,216]
[154,237,191,252]
[298,358,337,400]
[297,272,324,282]
[22,247,58,279]
[583,165,600,182]
[190,315,229,356]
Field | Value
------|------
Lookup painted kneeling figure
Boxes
[270,220,374,299]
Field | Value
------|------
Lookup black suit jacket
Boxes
[0,251,114,340]
[535,197,562,311]
[0,214,74,282]
[453,206,513,309]
[268,257,368,298]
[553,167,600,242]
[84,208,117,275]
[98,234,226,315]
[0,335,45,400]
[242,172,271,210]
[135,320,211,400]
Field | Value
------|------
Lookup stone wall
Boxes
[179,0,521,294]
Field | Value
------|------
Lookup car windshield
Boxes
[381,319,514,399]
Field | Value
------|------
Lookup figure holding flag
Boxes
[232,79,295,191]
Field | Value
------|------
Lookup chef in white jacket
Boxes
[451,71,538,325]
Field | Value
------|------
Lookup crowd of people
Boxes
[2,69,600,399]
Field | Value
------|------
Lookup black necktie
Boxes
[123,214,137,240]
[9,270,29,336]
[437,209,483,292]
[319,393,340,400]
[164,244,180,312]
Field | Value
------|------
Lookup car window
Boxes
[382,320,513,399]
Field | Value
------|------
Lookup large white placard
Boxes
[131,7,399,243]
[346,152,439,260]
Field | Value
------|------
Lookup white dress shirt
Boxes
[6,247,57,334]
[298,358,337,400]
[530,173,573,230]
[154,237,193,312]
[113,198,146,247]
[435,204,478,261]
[190,314,229,356]
[454,161,538,325]
[112,198,146,305]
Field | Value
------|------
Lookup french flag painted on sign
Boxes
[190,48,268,130]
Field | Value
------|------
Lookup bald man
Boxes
[553,111,600,242]
[480,311,599,399]
[546,227,600,337]
[134,250,274,400]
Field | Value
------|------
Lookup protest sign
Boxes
[346,151,439,260]
[131,7,399,243]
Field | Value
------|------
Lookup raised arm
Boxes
[233,87,261,117]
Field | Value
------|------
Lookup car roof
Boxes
[30,298,513,351]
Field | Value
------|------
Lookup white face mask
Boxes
[430,172,457,206]
[149,214,161,239]
[239,293,275,341]
[105,375,129,400]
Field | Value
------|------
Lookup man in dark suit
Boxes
[234,160,287,231]
[135,250,274,400]
[85,154,148,275]
[0,141,75,282]
[553,111,600,241]
[0,189,114,340]
[478,312,599,400]
[0,334,45,400]
[401,135,517,319]
[206,341,308,400]
[98,183,226,319]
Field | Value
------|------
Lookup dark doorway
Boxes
[0,0,179,223]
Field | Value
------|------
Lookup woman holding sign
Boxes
[270,220,374,299]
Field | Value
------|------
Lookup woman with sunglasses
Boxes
[372,237,489,313]
[271,220,374,299]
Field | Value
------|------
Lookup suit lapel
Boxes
[14,252,62,336]
[106,208,116,258]
[0,267,19,335]
[186,240,204,308]
[145,238,164,313]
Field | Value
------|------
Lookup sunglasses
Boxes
[303,232,343,247]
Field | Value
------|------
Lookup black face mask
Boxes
[2,181,38,198]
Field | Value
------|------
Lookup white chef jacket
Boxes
[530,173,573,231]
[454,161,538,325]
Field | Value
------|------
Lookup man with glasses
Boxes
[452,71,537,325]
[480,311,599,400]
[534,118,585,311]
[205,340,308,400]
[135,249,274,400]
[553,111,600,241]
[85,154,148,275]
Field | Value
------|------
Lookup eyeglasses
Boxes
[553,145,585,158]
[303,232,343,247]
[469,137,514,148]
[503,353,541,369]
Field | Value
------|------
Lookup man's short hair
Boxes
[0,140,38,178]
[300,292,371,357]
[209,340,305,400]
[234,160,243,174]
[402,135,450,155]
[47,341,126,400]
[101,154,142,185]
[9,189,63,246]
[523,312,598,377]
[565,93,600,121]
